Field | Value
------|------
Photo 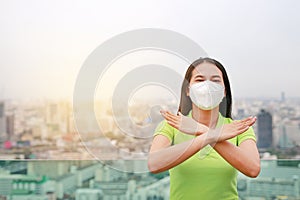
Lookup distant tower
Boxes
[0,102,6,143]
[6,114,14,140]
[278,125,293,149]
[257,109,273,149]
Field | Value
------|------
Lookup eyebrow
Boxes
[194,74,221,79]
[194,75,205,78]
[211,75,222,79]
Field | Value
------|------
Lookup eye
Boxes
[212,79,221,83]
[195,79,204,82]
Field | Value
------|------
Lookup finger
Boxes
[165,111,181,121]
[238,126,250,134]
[162,111,181,125]
[240,120,251,128]
[239,117,255,127]
[163,114,177,123]
[167,120,179,129]
[165,110,174,116]
[160,111,167,119]
[246,116,256,127]
[238,118,252,125]
[237,117,253,127]
[160,110,167,116]
[160,110,176,120]
[165,110,178,118]
[161,112,177,124]
[239,116,254,124]
[164,114,180,125]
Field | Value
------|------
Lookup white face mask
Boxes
[189,80,225,110]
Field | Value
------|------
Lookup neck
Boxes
[191,104,219,128]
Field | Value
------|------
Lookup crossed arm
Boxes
[212,139,260,177]
[148,112,260,177]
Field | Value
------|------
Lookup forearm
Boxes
[212,140,260,177]
[148,133,212,173]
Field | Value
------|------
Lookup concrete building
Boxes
[0,173,55,199]
[257,109,273,149]
[6,114,15,140]
[0,101,7,143]
[238,160,300,199]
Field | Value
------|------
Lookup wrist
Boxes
[195,124,209,136]
[205,130,218,144]
[195,132,215,147]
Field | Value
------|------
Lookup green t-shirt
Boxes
[153,111,256,200]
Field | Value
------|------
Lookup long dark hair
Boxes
[178,57,233,118]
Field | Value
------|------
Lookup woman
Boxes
[148,57,260,200]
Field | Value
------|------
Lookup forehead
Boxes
[192,62,222,77]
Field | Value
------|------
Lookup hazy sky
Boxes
[0,0,300,100]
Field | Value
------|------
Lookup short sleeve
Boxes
[153,120,174,143]
[237,126,257,146]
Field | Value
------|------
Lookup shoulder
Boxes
[155,119,174,132]
[153,120,176,142]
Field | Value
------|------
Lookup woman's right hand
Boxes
[160,110,209,136]
[208,116,256,143]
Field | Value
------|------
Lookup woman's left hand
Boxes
[160,110,209,136]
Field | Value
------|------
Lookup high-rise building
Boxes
[257,109,273,149]
[0,101,7,143]
[278,125,294,149]
[6,114,14,140]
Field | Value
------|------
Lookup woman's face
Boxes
[187,62,225,95]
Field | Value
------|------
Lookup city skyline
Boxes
[0,95,300,161]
